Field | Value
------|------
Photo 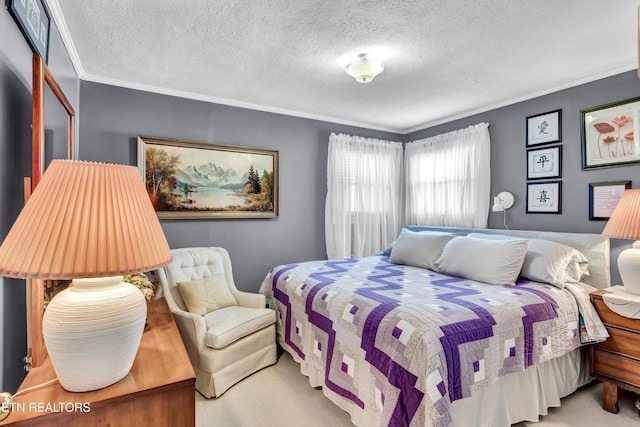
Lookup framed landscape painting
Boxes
[137,136,278,219]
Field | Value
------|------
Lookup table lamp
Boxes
[602,189,640,295]
[0,160,172,392]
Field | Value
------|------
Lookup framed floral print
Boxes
[581,97,640,169]
[526,109,562,147]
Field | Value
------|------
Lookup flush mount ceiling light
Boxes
[345,56,385,83]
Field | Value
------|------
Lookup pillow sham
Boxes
[389,229,454,270]
[521,239,589,288]
[466,233,589,288]
[176,274,238,315]
[434,236,528,286]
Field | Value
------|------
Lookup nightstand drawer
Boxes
[592,348,640,388]
[591,296,640,332]
[596,327,640,361]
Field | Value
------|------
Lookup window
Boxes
[325,133,403,259]
[405,123,490,228]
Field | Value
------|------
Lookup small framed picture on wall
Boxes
[588,181,631,220]
[527,145,562,180]
[6,0,51,63]
[526,181,561,214]
[526,109,562,147]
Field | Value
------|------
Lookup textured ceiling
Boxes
[50,0,637,134]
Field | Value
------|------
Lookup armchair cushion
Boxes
[204,306,276,349]
[176,274,238,315]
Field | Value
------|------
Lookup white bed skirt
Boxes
[288,344,590,427]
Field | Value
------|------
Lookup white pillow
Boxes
[389,229,454,270]
[467,233,589,288]
[434,236,528,286]
[521,239,589,288]
[466,232,521,241]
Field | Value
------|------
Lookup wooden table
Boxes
[590,289,640,414]
[0,297,196,426]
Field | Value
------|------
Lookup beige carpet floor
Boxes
[196,350,640,427]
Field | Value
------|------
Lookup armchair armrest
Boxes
[169,308,207,366]
[235,291,266,309]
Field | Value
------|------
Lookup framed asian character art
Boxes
[588,181,631,220]
[526,109,562,147]
[137,136,278,219]
[526,145,561,180]
[581,97,640,169]
[526,181,561,214]
[6,0,51,63]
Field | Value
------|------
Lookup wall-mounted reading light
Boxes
[492,191,514,212]
[492,191,514,229]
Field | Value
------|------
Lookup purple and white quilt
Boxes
[260,256,602,427]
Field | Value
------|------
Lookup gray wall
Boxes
[0,9,79,392]
[77,82,400,293]
[79,71,639,293]
[406,70,640,285]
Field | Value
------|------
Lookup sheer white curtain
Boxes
[405,122,491,228]
[325,133,403,259]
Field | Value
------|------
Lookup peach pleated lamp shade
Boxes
[0,160,172,279]
[602,189,640,240]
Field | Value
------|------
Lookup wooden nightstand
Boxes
[0,297,195,426]
[590,289,640,414]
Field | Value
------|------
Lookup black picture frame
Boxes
[526,181,562,214]
[526,109,562,147]
[526,145,562,180]
[588,181,631,221]
[580,96,640,170]
[5,0,51,63]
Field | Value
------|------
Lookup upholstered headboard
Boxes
[406,226,611,290]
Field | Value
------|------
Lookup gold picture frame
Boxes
[137,136,278,219]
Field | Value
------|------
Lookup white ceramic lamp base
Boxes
[42,276,147,392]
[618,241,640,296]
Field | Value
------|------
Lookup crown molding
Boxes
[46,0,85,77]
[80,72,402,134]
[402,60,638,135]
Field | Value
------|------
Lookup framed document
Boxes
[588,181,631,220]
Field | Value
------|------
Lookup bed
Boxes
[259,226,611,426]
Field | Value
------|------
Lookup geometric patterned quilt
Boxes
[260,256,584,427]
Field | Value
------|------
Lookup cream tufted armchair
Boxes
[156,247,277,398]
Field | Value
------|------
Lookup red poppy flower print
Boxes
[602,136,616,144]
[625,132,634,141]
[593,123,615,133]
[612,116,632,127]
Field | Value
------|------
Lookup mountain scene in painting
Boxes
[144,144,275,213]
